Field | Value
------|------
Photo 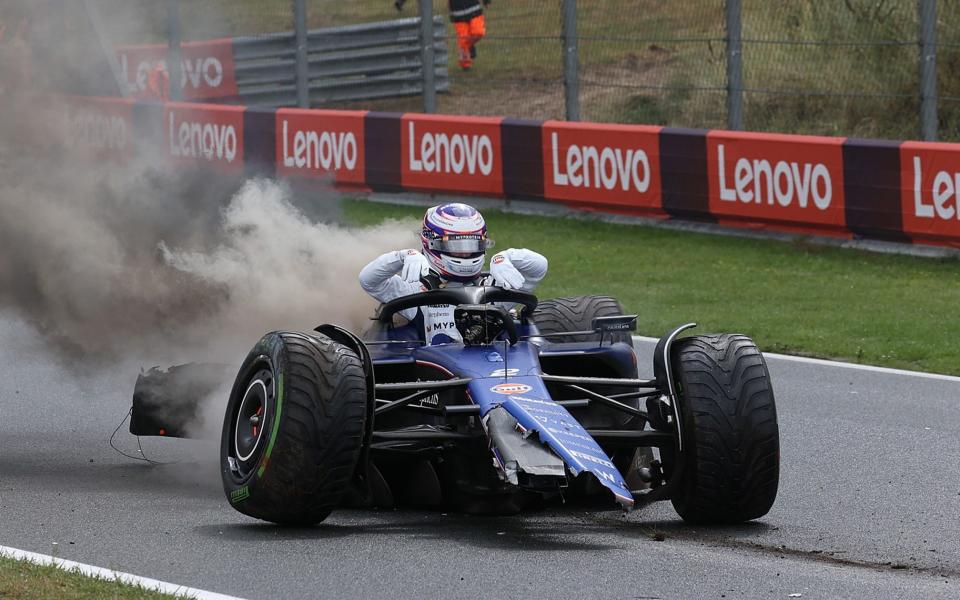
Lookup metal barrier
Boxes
[231,16,449,107]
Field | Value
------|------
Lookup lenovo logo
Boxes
[121,55,225,94]
[912,155,960,220]
[717,144,832,210]
[168,112,238,163]
[66,109,127,151]
[407,121,494,176]
[550,132,650,192]
[281,119,357,172]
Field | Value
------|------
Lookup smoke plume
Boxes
[0,1,421,448]
[0,151,416,366]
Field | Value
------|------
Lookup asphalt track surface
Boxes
[1,315,958,599]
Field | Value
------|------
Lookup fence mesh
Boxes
[11,0,960,141]
[740,1,920,139]
[939,0,960,140]
[577,1,727,128]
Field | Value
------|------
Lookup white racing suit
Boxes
[359,249,548,344]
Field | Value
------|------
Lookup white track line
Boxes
[0,545,244,600]
[632,336,960,384]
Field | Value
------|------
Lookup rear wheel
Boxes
[221,331,368,525]
[670,334,780,523]
[532,295,632,344]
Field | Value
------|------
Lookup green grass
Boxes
[0,555,182,599]
[343,199,960,376]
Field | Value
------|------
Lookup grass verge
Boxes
[344,199,960,376]
[0,555,183,600]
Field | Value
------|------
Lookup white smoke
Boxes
[159,178,417,357]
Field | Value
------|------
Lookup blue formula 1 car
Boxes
[131,288,780,525]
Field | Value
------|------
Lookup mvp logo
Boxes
[542,122,662,210]
[708,132,845,229]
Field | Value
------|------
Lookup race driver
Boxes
[359,203,547,345]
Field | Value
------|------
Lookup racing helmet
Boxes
[420,203,493,282]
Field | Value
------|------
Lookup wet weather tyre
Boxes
[670,334,779,524]
[532,295,631,344]
[220,331,368,525]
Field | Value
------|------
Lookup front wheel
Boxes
[220,331,368,525]
[670,334,780,524]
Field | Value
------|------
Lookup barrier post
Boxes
[80,0,129,97]
[419,0,436,113]
[919,0,938,141]
[294,0,309,108]
[166,0,182,101]
[562,0,580,121]
[725,0,743,130]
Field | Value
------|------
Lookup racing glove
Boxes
[399,249,430,283]
[490,252,525,290]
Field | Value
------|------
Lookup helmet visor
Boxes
[425,235,494,254]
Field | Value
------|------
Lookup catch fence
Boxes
[10,0,960,141]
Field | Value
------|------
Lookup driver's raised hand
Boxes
[400,249,430,283]
[490,252,525,289]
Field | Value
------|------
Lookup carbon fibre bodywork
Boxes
[358,287,688,511]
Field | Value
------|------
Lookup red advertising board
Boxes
[117,38,238,100]
[706,131,847,231]
[401,114,503,195]
[542,121,662,211]
[900,141,960,243]
[60,96,135,162]
[164,102,245,171]
[275,109,367,187]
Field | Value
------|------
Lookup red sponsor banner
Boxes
[542,121,662,212]
[23,95,133,162]
[401,114,503,195]
[707,131,847,231]
[61,96,135,162]
[275,109,367,186]
[117,38,238,100]
[900,141,960,242]
[164,102,245,171]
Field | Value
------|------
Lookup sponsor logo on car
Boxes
[490,383,532,395]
